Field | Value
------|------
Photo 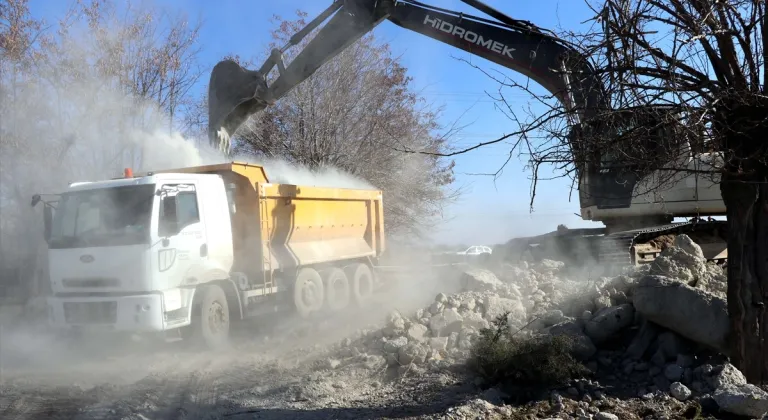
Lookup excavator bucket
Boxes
[207,59,271,153]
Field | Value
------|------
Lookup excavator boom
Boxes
[207,0,606,154]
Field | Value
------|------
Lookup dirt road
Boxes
[0,276,477,420]
[0,320,475,420]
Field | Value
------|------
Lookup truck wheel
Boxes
[324,267,350,312]
[200,284,231,349]
[294,268,325,318]
[347,263,374,307]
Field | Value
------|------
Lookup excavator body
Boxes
[207,0,728,268]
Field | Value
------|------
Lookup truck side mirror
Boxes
[43,205,53,243]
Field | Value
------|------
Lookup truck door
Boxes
[153,183,208,292]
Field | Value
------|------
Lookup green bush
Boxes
[469,312,588,387]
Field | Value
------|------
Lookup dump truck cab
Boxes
[46,171,234,334]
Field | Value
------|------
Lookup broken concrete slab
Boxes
[632,275,729,354]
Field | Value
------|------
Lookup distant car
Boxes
[457,246,493,256]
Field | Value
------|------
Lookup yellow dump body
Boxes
[151,162,385,276]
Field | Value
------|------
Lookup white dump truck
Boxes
[33,162,386,348]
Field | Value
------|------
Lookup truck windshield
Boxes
[49,184,156,249]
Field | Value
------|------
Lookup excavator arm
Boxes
[207,0,607,153]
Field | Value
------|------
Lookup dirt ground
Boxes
[0,334,474,419]
[0,269,483,420]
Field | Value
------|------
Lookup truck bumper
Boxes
[47,293,187,333]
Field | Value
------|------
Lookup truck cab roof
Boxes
[65,172,220,193]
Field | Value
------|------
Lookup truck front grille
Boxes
[63,301,117,324]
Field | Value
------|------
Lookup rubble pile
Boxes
[329,234,768,418]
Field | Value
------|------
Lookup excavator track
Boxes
[507,220,728,269]
[601,220,728,266]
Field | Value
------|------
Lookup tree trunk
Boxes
[718,94,768,383]
[721,176,768,383]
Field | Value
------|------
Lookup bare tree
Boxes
[231,12,459,238]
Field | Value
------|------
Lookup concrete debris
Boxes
[669,381,691,401]
[633,275,729,353]
[584,304,634,343]
[713,383,768,418]
[313,234,744,418]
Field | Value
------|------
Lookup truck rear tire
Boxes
[324,267,351,312]
[200,284,231,349]
[347,263,374,307]
[294,268,325,318]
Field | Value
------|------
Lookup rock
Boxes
[483,296,526,323]
[363,355,387,370]
[429,301,444,315]
[538,259,565,274]
[447,332,459,349]
[633,275,729,353]
[462,311,489,331]
[664,364,684,381]
[695,263,727,297]
[435,293,448,303]
[649,246,706,284]
[584,304,635,343]
[429,308,464,337]
[657,331,688,360]
[707,363,747,390]
[713,383,768,418]
[674,234,705,260]
[593,295,613,312]
[386,311,406,330]
[428,337,448,352]
[625,320,660,360]
[595,413,619,420]
[398,343,428,365]
[460,298,476,312]
[541,309,566,327]
[462,269,504,292]
[406,324,428,342]
[383,336,408,353]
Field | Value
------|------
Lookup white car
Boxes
[457,246,493,256]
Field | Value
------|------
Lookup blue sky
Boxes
[31,0,602,246]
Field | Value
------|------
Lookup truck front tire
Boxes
[200,284,231,349]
